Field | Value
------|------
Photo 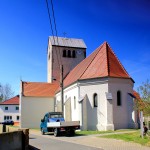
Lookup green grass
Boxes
[101,131,150,147]
[76,129,136,135]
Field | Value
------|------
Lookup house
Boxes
[0,95,20,126]
[20,82,58,128]
[20,36,138,130]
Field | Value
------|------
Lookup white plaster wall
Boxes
[55,83,79,121]
[79,79,109,130]
[0,105,20,122]
[20,96,54,128]
[108,78,135,129]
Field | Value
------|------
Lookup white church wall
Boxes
[55,83,80,121]
[79,78,110,131]
[20,96,54,128]
[108,78,136,129]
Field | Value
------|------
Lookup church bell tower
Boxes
[47,36,87,83]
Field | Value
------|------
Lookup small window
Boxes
[5,107,8,110]
[74,96,76,109]
[7,116,9,120]
[65,95,67,100]
[63,50,66,57]
[72,50,76,58]
[68,50,71,57]
[17,116,19,120]
[84,51,86,58]
[10,116,12,120]
[16,106,19,110]
[4,116,6,120]
[93,93,98,107]
[117,91,121,106]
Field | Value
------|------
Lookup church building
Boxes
[20,36,138,130]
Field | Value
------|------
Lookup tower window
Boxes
[117,91,121,106]
[72,50,76,58]
[63,50,66,57]
[68,50,71,57]
[93,93,98,107]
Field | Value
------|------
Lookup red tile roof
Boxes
[22,81,59,97]
[0,95,19,105]
[64,42,133,87]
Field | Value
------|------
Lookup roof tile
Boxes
[0,95,19,105]
[64,41,133,87]
[22,82,59,97]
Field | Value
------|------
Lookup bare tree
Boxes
[138,79,150,102]
[137,79,150,115]
[0,83,14,101]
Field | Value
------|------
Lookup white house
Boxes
[0,95,20,126]
[20,36,138,130]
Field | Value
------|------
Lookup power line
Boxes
[45,0,60,66]
[50,0,62,65]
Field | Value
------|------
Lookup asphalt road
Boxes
[29,134,102,150]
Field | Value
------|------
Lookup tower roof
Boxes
[64,42,134,87]
[49,36,87,48]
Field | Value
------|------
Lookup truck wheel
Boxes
[70,129,75,136]
[41,128,45,135]
[54,128,59,137]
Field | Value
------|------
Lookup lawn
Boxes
[76,129,136,135]
[101,130,150,147]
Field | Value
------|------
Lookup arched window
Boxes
[63,50,66,57]
[68,50,71,57]
[72,50,76,58]
[74,96,76,109]
[93,93,98,107]
[117,91,121,106]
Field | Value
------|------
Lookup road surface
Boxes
[29,134,102,150]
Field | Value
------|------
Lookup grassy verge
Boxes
[76,129,136,136]
[101,131,150,147]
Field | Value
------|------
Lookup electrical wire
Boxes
[45,0,60,66]
[50,0,62,65]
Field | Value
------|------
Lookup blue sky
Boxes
[0,0,150,94]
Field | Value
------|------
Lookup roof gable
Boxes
[64,42,133,87]
[0,95,19,105]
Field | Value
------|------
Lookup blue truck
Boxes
[40,112,80,136]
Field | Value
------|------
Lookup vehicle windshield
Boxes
[50,114,63,118]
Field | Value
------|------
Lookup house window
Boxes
[117,91,121,106]
[74,96,76,109]
[93,93,98,107]
[4,116,6,120]
[68,50,71,57]
[72,50,76,58]
[5,107,8,110]
[17,116,19,120]
[7,116,9,120]
[16,106,19,110]
[63,50,66,57]
[10,116,12,120]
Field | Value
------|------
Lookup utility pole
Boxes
[140,111,144,138]
[60,65,64,117]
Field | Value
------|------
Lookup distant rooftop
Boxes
[49,36,87,48]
